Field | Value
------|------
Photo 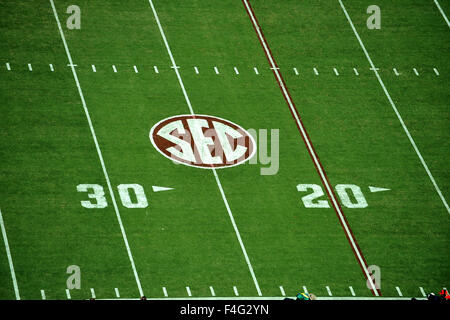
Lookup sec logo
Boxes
[150,114,256,169]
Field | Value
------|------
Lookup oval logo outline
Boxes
[149,114,256,169]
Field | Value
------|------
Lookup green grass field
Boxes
[0,0,448,300]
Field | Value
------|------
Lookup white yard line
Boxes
[214,66,220,74]
[349,286,355,296]
[148,0,262,296]
[28,63,32,71]
[393,68,400,76]
[50,0,144,297]
[433,67,439,76]
[66,289,71,299]
[302,286,309,294]
[413,68,419,76]
[49,64,54,71]
[92,64,96,73]
[293,67,299,75]
[6,62,11,70]
[90,288,96,299]
[162,286,168,297]
[211,169,262,296]
[0,209,20,300]
[194,66,199,74]
[233,286,239,296]
[243,0,379,295]
[434,0,450,28]
[339,0,450,215]
[115,288,120,298]
[313,67,319,75]
[154,65,159,73]
[353,68,359,75]
[210,286,216,297]
[134,65,139,73]
[253,67,259,74]
[41,290,46,300]
[279,286,286,296]
[326,286,333,296]
[419,287,426,297]
[186,286,192,297]
[112,65,117,73]
[333,67,339,76]
[234,66,239,74]
[146,5,194,114]
[396,286,403,297]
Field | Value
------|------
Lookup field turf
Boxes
[0,0,448,300]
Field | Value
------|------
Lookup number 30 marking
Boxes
[77,183,149,209]
[117,184,148,208]
[76,184,108,208]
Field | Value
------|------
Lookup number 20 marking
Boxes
[77,184,149,209]
[297,184,368,208]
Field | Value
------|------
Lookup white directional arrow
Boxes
[369,186,390,193]
[152,186,174,192]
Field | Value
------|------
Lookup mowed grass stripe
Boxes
[0,1,147,299]
[241,0,379,295]
[149,1,398,296]
[247,0,448,296]
[50,0,144,297]
[338,0,449,214]
[48,1,261,298]
[151,0,380,298]
[147,0,262,296]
